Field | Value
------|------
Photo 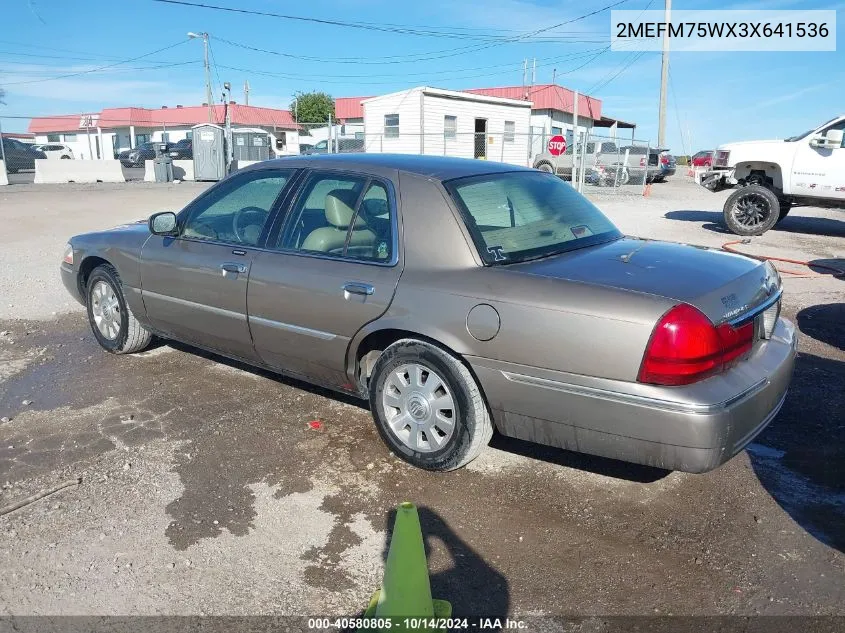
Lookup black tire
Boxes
[723,185,781,236]
[61,155,71,159]
[369,339,493,471]
[535,161,555,174]
[86,264,152,354]
[776,202,792,223]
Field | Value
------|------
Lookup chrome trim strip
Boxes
[249,315,337,341]
[727,291,781,326]
[500,371,769,414]
[142,290,246,321]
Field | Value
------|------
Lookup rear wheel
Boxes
[535,161,554,174]
[723,184,780,236]
[369,339,493,471]
[86,264,152,354]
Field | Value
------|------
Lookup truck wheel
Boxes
[723,185,780,236]
[535,161,554,174]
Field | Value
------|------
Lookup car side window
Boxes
[278,174,394,262]
[181,170,293,247]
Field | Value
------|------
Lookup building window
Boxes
[384,114,399,138]
[444,115,457,140]
[63,133,77,142]
[47,134,60,142]
[551,126,562,135]
[135,134,151,146]
[186,131,193,140]
[504,121,515,143]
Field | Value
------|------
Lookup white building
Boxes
[361,87,533,166]
[338,84,637,163]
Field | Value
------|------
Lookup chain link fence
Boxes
[4,112,667,196]
[529,131,655,196]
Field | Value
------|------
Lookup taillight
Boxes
[638,304,754,386]
[660,155,669,165]
[639,157,646,167]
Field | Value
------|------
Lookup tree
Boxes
[291,91,334,127]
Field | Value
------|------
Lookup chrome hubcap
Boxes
[382,363,456,453]
[91,281,121,340]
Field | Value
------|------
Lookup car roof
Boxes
[245,153,535,181]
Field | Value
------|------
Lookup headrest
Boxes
[325,189,366,229]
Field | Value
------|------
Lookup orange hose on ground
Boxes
[721,240,844,278]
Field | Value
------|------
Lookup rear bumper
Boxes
[468,318,797,473]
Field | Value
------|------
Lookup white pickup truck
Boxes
[700,115,845,235]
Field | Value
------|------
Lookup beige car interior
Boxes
[301,189,377,257]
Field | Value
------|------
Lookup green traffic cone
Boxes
[361,502,451,632]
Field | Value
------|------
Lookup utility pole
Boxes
[552,68,557,85]
[658,0,671,148]
[522,59,527,90]
[531,58,536,87]
[188,32,213,122]
[244,80,250,106]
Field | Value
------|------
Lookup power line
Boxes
[216,47,612,87]
[212,46,609,81]
[151,0,630,42]
[0,61,199,76]
[1,40,189,86]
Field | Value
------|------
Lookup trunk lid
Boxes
[510,237,779,323]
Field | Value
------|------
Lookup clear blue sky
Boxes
[0,0,842,152]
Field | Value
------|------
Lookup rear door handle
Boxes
[220,262,247,274]
[343,282,374,297]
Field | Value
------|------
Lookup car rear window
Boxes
[446,171,621,265]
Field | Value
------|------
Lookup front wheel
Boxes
[723,184,781,236]
[86,264,152,354]
[369,339,493,471]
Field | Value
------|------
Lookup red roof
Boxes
[29,104,297,134]
[335,96,371,121]
[334,85,601,121]
[28,114,88,134]
[467,84,602,120]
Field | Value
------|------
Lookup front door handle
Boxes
[343,282,374,297]
[220,262,247,274]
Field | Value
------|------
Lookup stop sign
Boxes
[547,135,566,156]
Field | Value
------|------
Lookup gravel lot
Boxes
[0,177,842,621]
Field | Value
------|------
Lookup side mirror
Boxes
[149,211,178,236]
[811,129,844,149]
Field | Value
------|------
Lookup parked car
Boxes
[118,142,173,168]
[691,150,713,167]
[533,141,619,180]
[168,139,192,160]
[60,154,795,473]
[302,138,365,154]
[34,143,74,160]
[1,137,47,173]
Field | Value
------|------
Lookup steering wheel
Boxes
[232,206,269,244]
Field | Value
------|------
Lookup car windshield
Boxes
[446,171,622,265]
